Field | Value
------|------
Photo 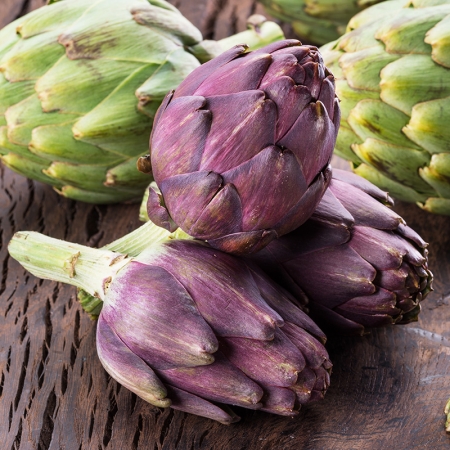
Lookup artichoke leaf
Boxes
[375,4,450,55]
[0,74,35,115]
[354,162,429,203]
[352,138,435,195]
[30,121,128,164]
[2,152,61,187]
[347,98,420,148]
[72,64,157,150]
[380,55,450,115]
[339,44,399,92]
[419,160,450,198]
[136,47,200,106]
[5,94,79,147]
[425,14,450,68]
[420,196,450,215]
[36,57,149,114]
[403,95,450,154]
[0,126,49,164]
[105,158,153,187]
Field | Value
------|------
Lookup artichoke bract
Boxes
[144,40,340,254]
[8,229,332,423]
[321,0,450,215]
[250,169,433,335]
[0,0,284,204]
[258,0,385,45]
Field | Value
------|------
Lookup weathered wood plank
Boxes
[1,0,450,449]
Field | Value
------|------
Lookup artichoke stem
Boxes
[8,232,129,300]
[104,218,192,257]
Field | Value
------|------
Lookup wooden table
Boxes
[1,1,450,448]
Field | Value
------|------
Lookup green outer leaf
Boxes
[0,126,48,164]
[0,74,35,115]
[56,184,143,204]
[320,44,344,79]
[337,20,383,52]
[2,153,60,186]
[334,124,364,163]
[347,98,420,148]
[58,1,186,63]
[292,18,343,45]
[36,57,149,115]
[5,94,79,147]
[30,121,127,164]
[404,96,450,154]
[105,158,153,188]
[17,0,92,38]
[380,55,450,115]
[136,47,200,103]
[352,138,435,195]
[354,162,429,203]
[346,0,407,32]
[429,153,450,177]
[339,44,398,91]
[72,64,156,149]
[147,0,180,13]
[43,161,144,195]
[0,33,65,82]
[375,5,450,55]
[131,1,203,47]
[0,19,22,59]
[334,79,379,118]
[304,0,361,20]
[419,165,450,197]
[419,197,450,215]
[425,14,450,68]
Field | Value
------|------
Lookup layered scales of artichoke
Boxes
[322,0,450,214]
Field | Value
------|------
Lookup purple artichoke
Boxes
[251,169,433,335]
[9,233,332,423]
[142,39,340,254]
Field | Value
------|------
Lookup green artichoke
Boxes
[321,0,450,215]
[258,0,384,45]
[0,0,283,204]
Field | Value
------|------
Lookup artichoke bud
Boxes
[250,169,433,336]
[147,40,340,254]
[8,229,332,423]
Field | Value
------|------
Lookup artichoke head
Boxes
[321,0,450,215]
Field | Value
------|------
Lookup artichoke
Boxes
[8,228,332,423]
[0,0,284,204]
[143,40,340,254]
[321,0,450,215]
[258,0,385,45]
[250,169,433,335]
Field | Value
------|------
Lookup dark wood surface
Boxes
[1,1,450,449]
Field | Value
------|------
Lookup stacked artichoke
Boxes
[4,0,436,429]
[258,0,385,45]
[321,0,450,215]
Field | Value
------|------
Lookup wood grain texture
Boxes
[1,1,450,449]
